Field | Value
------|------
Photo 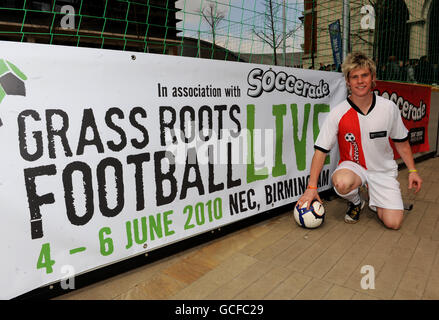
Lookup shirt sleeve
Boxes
[314,109,339,153]
[389,101,409,142]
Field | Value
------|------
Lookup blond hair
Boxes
[341,52,376,81]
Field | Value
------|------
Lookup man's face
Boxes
[347,67,374,98]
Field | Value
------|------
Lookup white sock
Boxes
[334,187,361,205]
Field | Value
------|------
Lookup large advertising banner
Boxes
[374,80,431,157]
[0,41,346,299]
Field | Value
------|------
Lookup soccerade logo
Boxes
[345,132,360,164]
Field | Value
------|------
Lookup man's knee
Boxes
[332,169,362,195]
[380,210,404,230]
[383,219,402,230]
[332,177,355,195]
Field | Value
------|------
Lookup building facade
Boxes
[302,0,438,75]
[0,0,181,54]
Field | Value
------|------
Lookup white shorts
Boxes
[332,161,404,211]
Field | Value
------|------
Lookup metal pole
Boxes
[283,0,286,66]
[311,0,315,69]
[342,0,350,61]
[197,30,201,58]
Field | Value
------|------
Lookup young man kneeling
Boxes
[297,52,422,230]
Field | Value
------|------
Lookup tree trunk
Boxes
[269,0,278,65]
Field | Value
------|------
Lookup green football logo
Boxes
[0,59,27,126]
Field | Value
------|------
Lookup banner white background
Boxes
[0,41,346,299]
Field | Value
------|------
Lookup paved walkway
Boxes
[56,157,439,300]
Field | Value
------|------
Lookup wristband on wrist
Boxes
[307,185,318,190]
[408,169,418,173]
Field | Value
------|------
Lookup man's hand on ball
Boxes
[297,188,322,210]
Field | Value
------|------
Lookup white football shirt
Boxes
[315,94,408,172]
